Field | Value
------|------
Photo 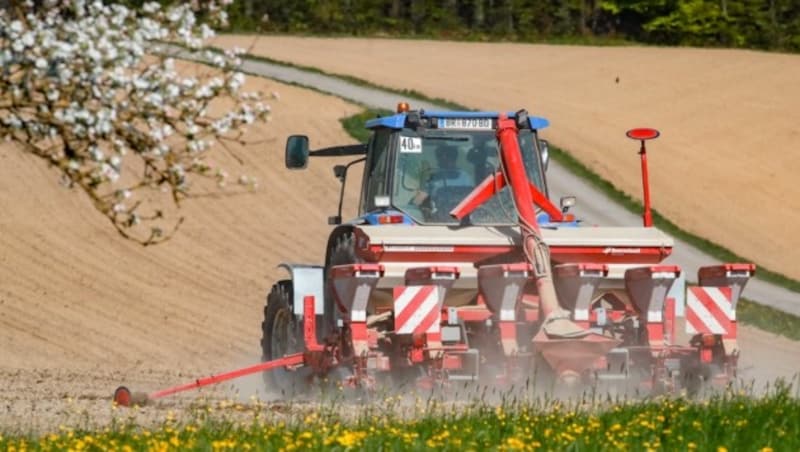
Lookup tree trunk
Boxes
[390,0,401,18]
[506,0,514,35]
[579,0,588,35]
[473,0,484,28]
[411,1,426,33]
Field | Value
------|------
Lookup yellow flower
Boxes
[504,437,525,450]
[760,448,774,452]
[717,447,728,452]
[336,430,367,448]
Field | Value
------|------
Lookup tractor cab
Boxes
[285,104,567,227]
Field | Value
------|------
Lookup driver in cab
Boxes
[412,144,473,208]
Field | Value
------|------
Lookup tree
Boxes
[0,0,271,245]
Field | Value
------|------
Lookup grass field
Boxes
[2,382,797,451]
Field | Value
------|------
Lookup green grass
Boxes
[738,297,800,341]
[3,385,798,450]
[339,108,393,143]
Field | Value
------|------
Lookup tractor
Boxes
[262,104,754,396]
[113,104,755,407]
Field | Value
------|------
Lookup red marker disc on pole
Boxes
[626,128,660,141]
[625,128,660,228]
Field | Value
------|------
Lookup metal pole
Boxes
[639,140,653,227]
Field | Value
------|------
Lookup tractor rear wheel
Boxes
[261,280,310,397]
[324,232,363,336]
[682,362,717,397]
[328,232,360,267]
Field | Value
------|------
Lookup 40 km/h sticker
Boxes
[400,137,422,153]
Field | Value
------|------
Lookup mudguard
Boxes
[278,263,325,316]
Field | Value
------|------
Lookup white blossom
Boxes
[109,155,122,169]
[89,146,104,161]
[1,0,267,244]
[9,21,24,35]
[228,72,245,92]
[142,2,160,14]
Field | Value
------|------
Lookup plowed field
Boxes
[212,35,800,281]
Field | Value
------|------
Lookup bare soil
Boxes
[0,68,363,432]
[212,35,800,281]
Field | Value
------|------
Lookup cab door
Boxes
[359,128,394,215]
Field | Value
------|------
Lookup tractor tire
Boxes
[261,280,310,398]
[328,232,361,267]
[682,362,715,397]
[324,232,363,337]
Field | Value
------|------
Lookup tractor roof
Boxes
[365,110,550,131]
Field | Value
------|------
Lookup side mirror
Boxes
[539,139,550,172]
[285,135,309,169]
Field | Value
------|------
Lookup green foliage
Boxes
[218,0,800,52]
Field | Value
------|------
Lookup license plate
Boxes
[437,117,492,130]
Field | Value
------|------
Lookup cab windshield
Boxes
[392,128,546,225]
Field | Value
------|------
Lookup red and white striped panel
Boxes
[686,286,735,337]
[393,285,441,335]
